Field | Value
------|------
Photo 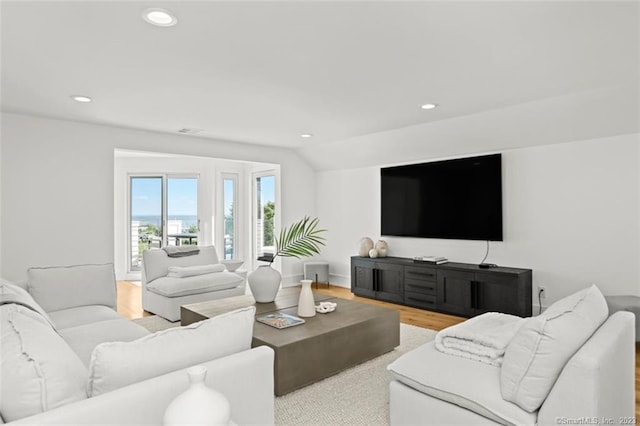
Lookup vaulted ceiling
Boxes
[2,1,638,168]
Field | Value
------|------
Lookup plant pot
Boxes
[248,264,282,303]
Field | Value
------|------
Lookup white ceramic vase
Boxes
[298,280,316,317]
[375,240,388,257]
[163,365,231,426]
[248,264,281,303]
[297,279,316,317]
[358,237,374,257]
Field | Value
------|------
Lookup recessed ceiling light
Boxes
[143,8,178,27]
[71,95,92,103]
[420,103,438,110]
[300,133,313,138]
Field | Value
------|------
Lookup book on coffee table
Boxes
[256,312,305,329]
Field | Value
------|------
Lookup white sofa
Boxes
[142,246,246,321]
[388,286,635,425]
[0,263,274,425]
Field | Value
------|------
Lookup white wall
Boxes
[1,113,316,283]
[318,133,640,308]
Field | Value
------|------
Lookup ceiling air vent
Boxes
[177,128,203,135]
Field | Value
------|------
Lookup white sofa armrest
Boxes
[9,346,275,425]
[538,311,635,424]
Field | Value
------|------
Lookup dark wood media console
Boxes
[351,256,532,318]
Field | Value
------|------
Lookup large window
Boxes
[129,175,198,271]
[222,174,237,260]
[254,173,276,262]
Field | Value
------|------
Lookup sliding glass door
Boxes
[130,177,163,270]
[129,175,198,271]
[166,177,199,247]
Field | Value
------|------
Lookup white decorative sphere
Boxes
[369,248,378,258]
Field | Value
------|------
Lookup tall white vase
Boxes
[248,264,282,303]
[297,279,316,317]
[163,365,231,426]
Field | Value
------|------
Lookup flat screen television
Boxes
[381,154,503,241]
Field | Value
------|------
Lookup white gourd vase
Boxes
[375,240,388,257]
[163,365,231,426]
[248,264,282,303]
[297,279,316,317]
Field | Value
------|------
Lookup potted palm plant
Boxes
[248,216,326,303]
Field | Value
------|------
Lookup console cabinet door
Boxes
[474,272,530,317]
[437,270,473,316]
[351,259,375,298]
[375,262,404,304]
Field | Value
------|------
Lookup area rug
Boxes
[133,316,437,425]
[132,315,180,331]
[275,323,436,426]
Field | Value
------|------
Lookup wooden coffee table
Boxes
[181,287,400,395]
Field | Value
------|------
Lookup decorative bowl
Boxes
[221,260,244,272]
[315,301,337,314]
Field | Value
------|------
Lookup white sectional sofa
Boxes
[0,263,274,425]
[142,246,246,321]
[388,285,635,425]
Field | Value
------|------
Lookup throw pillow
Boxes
[167,264,226,278]
[87,306,255,396]
[0,280,57,330]
[500,284,608,412]
[0,304,87,422]
[27,263,117,312]
[143,246,220,284]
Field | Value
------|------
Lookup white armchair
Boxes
[142,246,246,321]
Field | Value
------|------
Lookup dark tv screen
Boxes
[381,154,503,241]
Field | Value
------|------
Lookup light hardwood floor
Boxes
[117,281,639,418]
[116,280,152,320]
[116,280,466,329]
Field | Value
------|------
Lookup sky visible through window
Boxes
[132,178,197,216]
[224,179,234,215]
[258,175,275,206]
[132,175,274,225]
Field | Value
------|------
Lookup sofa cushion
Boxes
[48,305,125,330]
[0,281,56,330]
[146,272,243,298]
[27,263,117,312]
[59,319,150,367]
[167,263,226,278]
[501,284,608,412]
[388,341,537,425]
[0,304,87,422]
[87,306,255,396]
[143,246,220,284]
